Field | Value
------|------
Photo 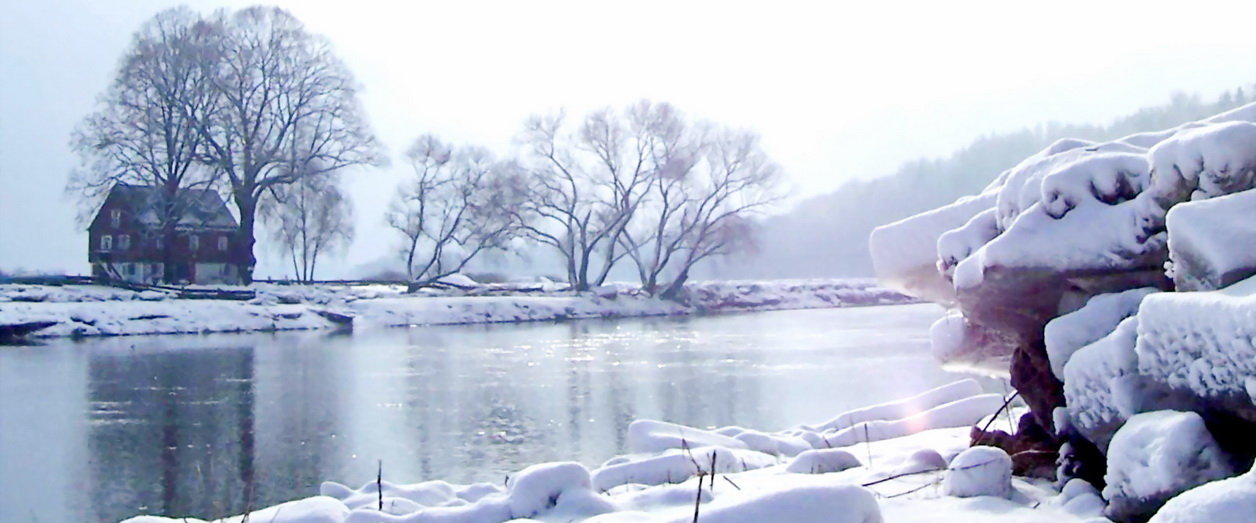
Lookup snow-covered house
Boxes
[87,184,242,285]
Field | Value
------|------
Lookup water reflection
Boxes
[0,304,990,522]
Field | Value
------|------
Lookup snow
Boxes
[121,496,350,523]
[813,378,986,431]
[1102,410,1237,522]
[1047,287,1159,380]
[1146,121,1256,207]
[1135,275,1256,403]
[784,449,862,474]
[626,420,749,454]
[943,446,1014,499]
[0,279,913,339]
[1165,189,1256,291]
[1148,467,1256,523]
[817,394,1004,447]
[118,379,1115,523]
[436,273,480,288]
[869,192,997,304]
[662,483,883,523]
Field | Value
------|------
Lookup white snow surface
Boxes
[1166,189,1256,291]
[869,192,997,304]
[120,380,1106,523]
[1102,410,1236,521]
[1148,467,1256,523]
[0,279,912,339]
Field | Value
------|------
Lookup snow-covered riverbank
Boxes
[0,279,913,339]
[121,379,1108,523]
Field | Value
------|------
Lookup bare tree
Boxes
[261,171,353,282]
[386,135,524,285]
[68,7,220,283]
[192,6,384,284]
[620,126,786,299]
[514,101,679,290]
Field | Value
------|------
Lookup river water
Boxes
[0,304,995,522]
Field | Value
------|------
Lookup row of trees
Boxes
[386,101,785,297]
[71,6,786,294]
[70,6,381,284]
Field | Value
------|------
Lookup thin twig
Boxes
[974,390,1021,446]
[377,460,384,511]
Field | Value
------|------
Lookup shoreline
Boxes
[0,279,917,340]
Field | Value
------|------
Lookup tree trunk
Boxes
[236,193,258,285]
[659,269,689,302]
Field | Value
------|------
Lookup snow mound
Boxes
[665,484,883,523]
[1051,478,1108,518]
[943,446,1013,499]
[815,378,985,431]
[1166,189,1256,291]
[1102,410,1237,522]
[892,448,949,476]
[436,273,479,288]
[1046,287,1159,380]
[120,496,349,523]
[820,394,1005,447]
[1148,468,1256,523]
[1146,121,1256,207]
[785,449,862,474]
[627,419,749,454]
[591,446,776,492]
[506,462,608,519]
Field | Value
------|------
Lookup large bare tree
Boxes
[620,126,786,299]
[68,7,220,283]
[192,6,384,284]
[514,101,680,290]
[261,170,353,282]
[387,134,524,285]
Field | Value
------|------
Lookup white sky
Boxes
[1,0,1254,276]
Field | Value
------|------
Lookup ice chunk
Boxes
[1166,189,1256,291]
[1046,287,1159,380]
[1103,410,1236,522]
[943,446,1013,499]
[1063,317,1140,451]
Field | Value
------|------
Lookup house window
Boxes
[111,210,121,229]
[100,235,112,252]
[218,236,228,251]
[126,264,137,276]
[156,237,164,250]
[189,234,199,251]
[118,235,131,250]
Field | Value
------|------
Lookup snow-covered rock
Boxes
[591,446,776,492]
[943,446,1014,499]
[1148,467,1256,523]
[870,192,998,304]
[1165,189,1256,291]
[817,394,1005,447]
[626,419,749,454]
[1103,411,1237,522]
[814,378,985,431]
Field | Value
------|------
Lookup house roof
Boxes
[102,184,238,230]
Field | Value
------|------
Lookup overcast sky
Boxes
[2,0,1254,276]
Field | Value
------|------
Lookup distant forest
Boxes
[703,85,1255,280]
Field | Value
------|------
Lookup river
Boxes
[0,303,996,522]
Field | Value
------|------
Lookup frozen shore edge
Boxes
[0,279,917,340]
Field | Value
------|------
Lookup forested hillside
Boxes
[704,87,1254,279]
